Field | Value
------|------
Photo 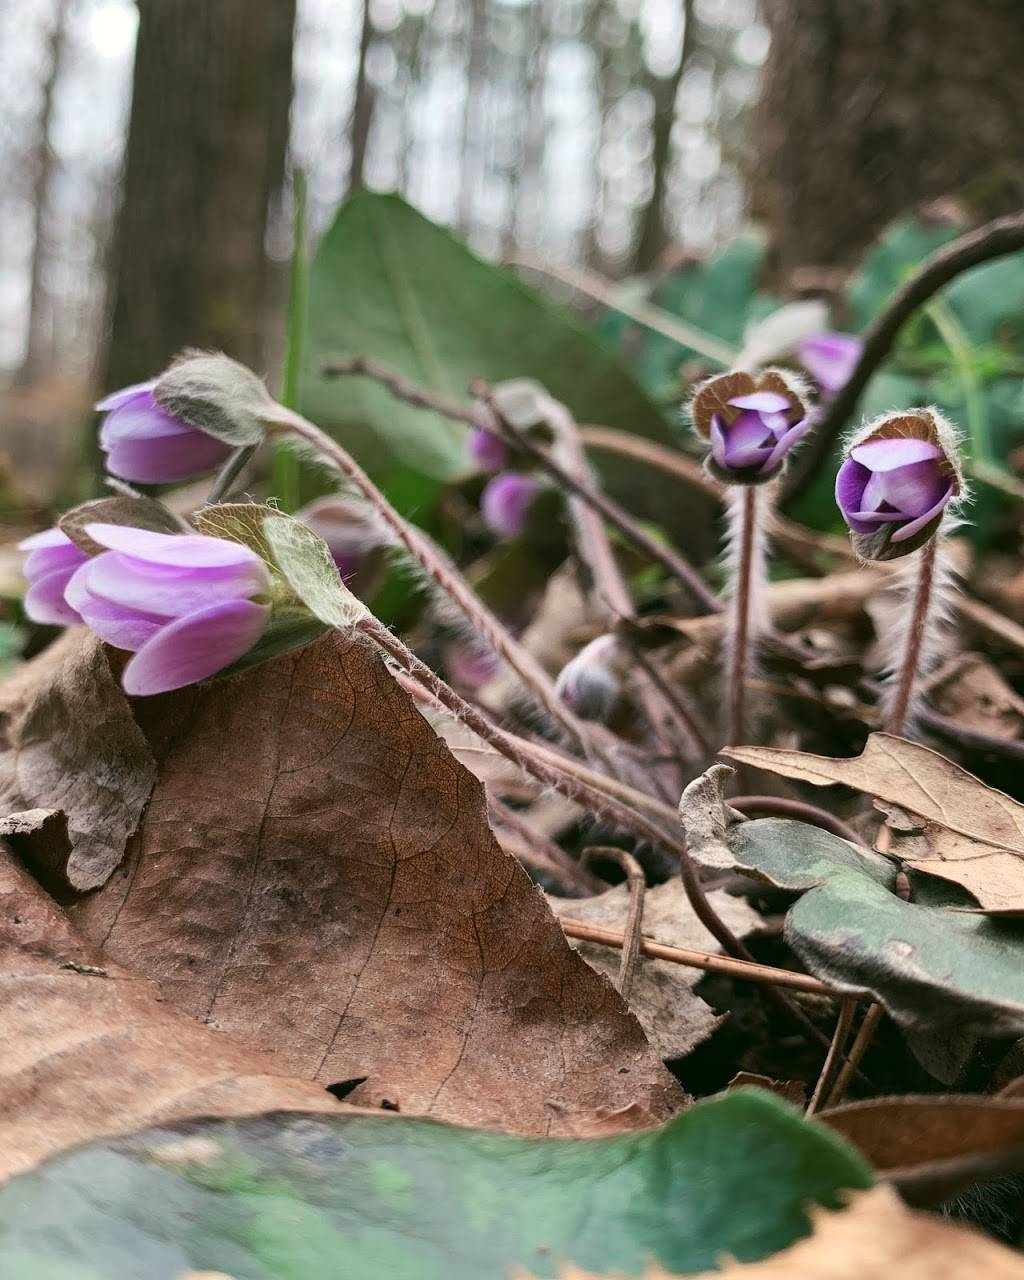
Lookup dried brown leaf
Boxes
[0,840,342,1182]
[70,631,683,1134]
[925,652,1024,741]
[724,733,1024,913]
[538,1187,1024,1278]
[548,880,761,1060]
[0,630,156,890]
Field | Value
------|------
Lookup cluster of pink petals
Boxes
[710,391,809,479]
[835,437,955,546]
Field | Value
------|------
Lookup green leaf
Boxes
[846,218,961,332]
[0,1091,872,1279]
[263,513,367,629]
[680,769,1024,1067]
[300,194,685,526]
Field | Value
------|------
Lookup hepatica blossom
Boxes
[19,528,89,626]
[797,332,863,396]
[836,411,961,560]
[481,471,540,537]
[64,523,271,695]
[467,425,508,473]
[98,381,233,484]
[691,370,810,484]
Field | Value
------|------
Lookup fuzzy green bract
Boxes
[0,1091,872,1280]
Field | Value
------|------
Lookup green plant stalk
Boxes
[925,299,989,463]
[271,169,309,511]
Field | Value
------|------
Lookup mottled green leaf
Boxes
[0,1091,872,1280]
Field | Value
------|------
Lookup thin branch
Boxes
[580,847,645,999]
[508,253,737,366]
[730,796,866,847]
[785,211,1024,502]
[557,919,860,999]
[806,998,857,1116]
[824,1002,885,1108]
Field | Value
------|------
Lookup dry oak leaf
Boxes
[69,630,684,1134]
[0,840,342,1183]
[0,629,155,890]
[534,1186,1024,1278]
[724,733,1024,914]
[549,880,762,1061]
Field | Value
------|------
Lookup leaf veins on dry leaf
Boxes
[7,628,682,1135]
[726,732,1024,914]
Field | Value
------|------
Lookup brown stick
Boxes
[558,919,860,999]
[730,795,866,847]
[824,1002,885,1108]
[579,847,646,999]
[806,998,857,1116]
[785,211,1024,502]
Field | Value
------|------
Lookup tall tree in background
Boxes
[102,0,296,392]
[753,0,1024,287]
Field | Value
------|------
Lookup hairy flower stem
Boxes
[724,486,762,748]
[885,536,938,737]
[264,408,595,753]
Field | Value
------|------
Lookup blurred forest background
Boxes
[1,0,1022,505]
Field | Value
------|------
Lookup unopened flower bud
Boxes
[481,471,540,538]
[797,332,862,396]
[836,409,963,561]
[467,426,508,473]
[690,369,811,484]
[294,498,376,582]
[554,635,621,722]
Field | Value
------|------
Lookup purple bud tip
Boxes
[445,643,499,690]
[710,393,809,481]
[554,636,620,722]
[97,381,233,484]
[467,426,508,473]
[798,332,863,395]
[63,522,271,695]
[480,472,540,538]
[19,527,90,627]
[836,434,955,555]
[294,499,372,581]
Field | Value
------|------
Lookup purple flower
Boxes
[709,390,809,481]
[294,498,371,582]
[798,332,863,395]
[444,643,499,690]
[467,426,508,472]
[65,523,271,695]
[481,472,540,538]
[98,381,233,484]
[19,528,89,626]
[836,436,955,552]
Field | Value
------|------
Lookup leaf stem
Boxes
[205,443,258,505]
[886,537,938,737]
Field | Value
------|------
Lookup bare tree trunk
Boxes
[753,0,1024,288]
[457,0,489,233]
[633,0,694,273]
[101,0,296,395]
[349,0,374,193]
[17,0,69,386]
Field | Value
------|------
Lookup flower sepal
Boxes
[153,350,280,448]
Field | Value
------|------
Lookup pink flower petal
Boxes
[18,528,73,551]
[84,523,266,570]
[761,418,810,472]
[122,599,270,695]
[24,566,84,627]
[73,592,166,651]
[850,438,941,471]
[95,381,156,412]
[100,399,193,445]
[103,430,231,483]
[876,458,949,519]
[728,391,791,413]
[81,552,269,619]
[890,483,955,543]
[710,416,730,469]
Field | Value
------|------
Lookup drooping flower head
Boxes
[481,471,540,538]
[65,523,271,695]
[19,528,89,626]
[797,332,863,396]
[554,635,621,722]
[97,382,234,484]
[690,369,811,485]
[836,409,963,561]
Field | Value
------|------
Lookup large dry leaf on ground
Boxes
[549,881,762,1060]
[724,733,1024,913]
[0,630,155,890]
[0,842,341,1182]
[70,631,683,1134]
[540,1186,1024,1278]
